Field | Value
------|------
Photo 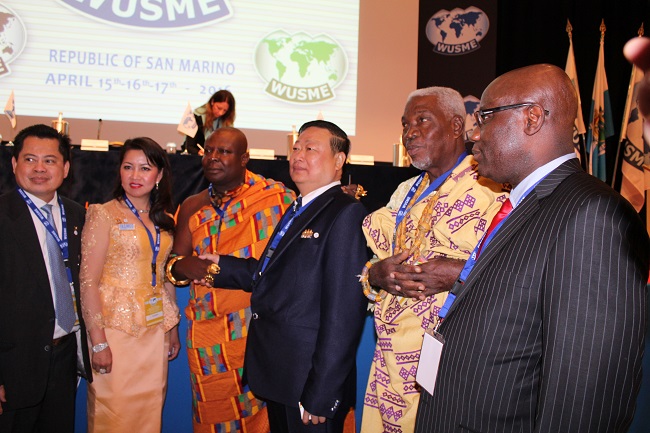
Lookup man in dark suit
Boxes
[0,124,92,433]
[414,64,649,433]
[174,120,369,432]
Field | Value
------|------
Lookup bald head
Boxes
[485,64,578,146]
[206,127,248,154]
[471,64,579,186]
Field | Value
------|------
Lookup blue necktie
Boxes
[293,196,302,214]
[42,204,76,333]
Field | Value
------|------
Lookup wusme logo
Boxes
[0,2,27,78]
[426,7,489,56]
[254,30,348,104]
[59,0,233,30]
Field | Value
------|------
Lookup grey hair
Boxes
[406,86,466,121]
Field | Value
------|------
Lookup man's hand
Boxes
[173,256,217,283]
[391,256,465,300]
[302,409,326,425]
[624,37,650,139]
[370,254,464,300]
[368,251,410,296]
[0,384,5,415]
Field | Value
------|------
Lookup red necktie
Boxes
[476,198,512,257]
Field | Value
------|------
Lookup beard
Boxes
[410,154,433,171]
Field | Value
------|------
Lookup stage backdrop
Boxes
[417,0,497,139]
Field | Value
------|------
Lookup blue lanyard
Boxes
[18,188,74,285]
[257,199,311,277]
[439,181,541,323]
[208,183,235,249]
[393,152,467,253]
[123,195,160,287]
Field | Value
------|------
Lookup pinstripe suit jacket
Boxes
[415,159,649,433]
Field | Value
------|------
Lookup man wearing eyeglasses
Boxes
[359,87,508,433]
[415,64,649,433]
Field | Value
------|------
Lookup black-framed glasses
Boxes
[474,103,549,127]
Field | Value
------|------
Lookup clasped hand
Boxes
[369,251,464,300]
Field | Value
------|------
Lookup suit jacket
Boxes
[415,159,649,433]
[0,189,92,411]
[218,185,370,418]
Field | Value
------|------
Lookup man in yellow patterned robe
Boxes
[360,88,508,433]
[167,128,294,433]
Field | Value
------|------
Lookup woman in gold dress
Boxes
[80,137,180,432]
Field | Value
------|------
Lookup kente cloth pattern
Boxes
[187,170,294,433]
[360,155,508,433]
[80,200,179,337]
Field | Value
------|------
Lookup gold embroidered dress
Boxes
[360,155,508,433]
[187,170,294,433]
[80,200,179,433]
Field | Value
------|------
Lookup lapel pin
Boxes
[301,229,319,238]
[73,226,78,236]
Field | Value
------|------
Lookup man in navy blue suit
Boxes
[170,120,370,433]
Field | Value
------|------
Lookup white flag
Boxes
[565,35,586,160]
[4,90,15,128]
[177,102,198,138]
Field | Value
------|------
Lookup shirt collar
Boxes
[509,154,576,208]
[23,190,59,209]
[299,181,341,207]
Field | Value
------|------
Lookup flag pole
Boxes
[613,24,644,188]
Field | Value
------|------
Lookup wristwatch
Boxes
[92,342,110,353]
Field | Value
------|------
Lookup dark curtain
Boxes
[496,0,650,186]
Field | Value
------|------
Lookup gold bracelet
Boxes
[359,259,385,303]
[207,262,220,275]
[166,255,191,286]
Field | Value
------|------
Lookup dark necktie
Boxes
[476,198,512,257]
[41,204,76,333]
[292,196,303,215]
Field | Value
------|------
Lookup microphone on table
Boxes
[97,119,102,140]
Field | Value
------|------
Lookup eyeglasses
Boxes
[474,103,549,127]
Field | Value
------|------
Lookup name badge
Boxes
[119,223,135,231]
[144,295,163,326]
[415,329,445,396]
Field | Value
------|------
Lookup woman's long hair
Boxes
[112,137,175,232]
[203,89,236,133]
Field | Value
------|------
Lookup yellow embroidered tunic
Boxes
[360,155,508,433]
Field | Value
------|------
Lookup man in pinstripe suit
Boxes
[414,64,649,433]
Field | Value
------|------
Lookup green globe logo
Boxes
[0,3,27,77]
[254,30,348,104]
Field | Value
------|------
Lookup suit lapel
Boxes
[443,159,582,321]
[7,190,53,298]
[257,186,337,277]
[62,198,82,264]
[8,191,43,258]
